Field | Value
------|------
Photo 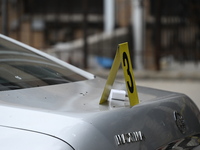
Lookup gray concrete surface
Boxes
[136,79,200,109]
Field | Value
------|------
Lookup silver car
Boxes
[0,34,200,150]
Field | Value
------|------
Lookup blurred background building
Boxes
[1,0,200,70]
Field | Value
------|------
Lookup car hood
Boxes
[0,77,200,149]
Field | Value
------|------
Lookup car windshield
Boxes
[0,37,87,91]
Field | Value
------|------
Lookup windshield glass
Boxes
[0,37,87,91]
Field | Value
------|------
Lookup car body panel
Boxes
[0,34,200,149]
[0,126,74,150]
[0,78,200,149]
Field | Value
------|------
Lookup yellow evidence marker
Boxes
[99,42,139,106]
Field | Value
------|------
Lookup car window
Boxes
[0,38,87,91]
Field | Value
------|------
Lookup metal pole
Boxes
[104,0,115,34]
[132,0,144,70]
[155,0,161,71]
[83,0,88,69]
[1,0,8,35]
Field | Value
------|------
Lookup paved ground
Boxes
[136,79,200,109]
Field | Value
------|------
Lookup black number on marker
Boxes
[123,52,134,93]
